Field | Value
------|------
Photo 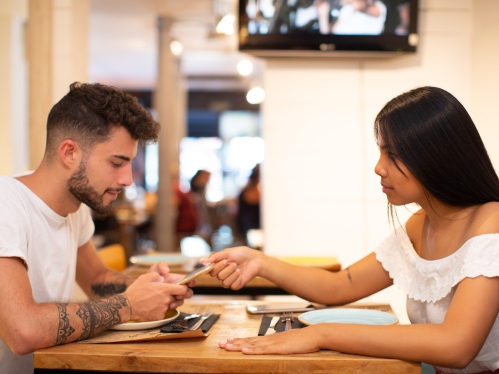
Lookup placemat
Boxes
[77,304,223,344]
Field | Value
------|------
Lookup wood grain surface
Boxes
[34,301,420,373]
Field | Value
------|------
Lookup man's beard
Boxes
[67,162,120,214]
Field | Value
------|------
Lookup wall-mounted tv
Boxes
[238,0,419,57]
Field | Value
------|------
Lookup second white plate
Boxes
[130,253,192,267]
[110,309,180,331]
[298,308,398,326]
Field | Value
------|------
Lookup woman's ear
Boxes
[58,139,81,169]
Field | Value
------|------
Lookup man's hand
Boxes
[148,261,194,284]
[124,272,193,321]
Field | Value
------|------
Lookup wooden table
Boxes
[34,301,420,373]
[123,256,341,297]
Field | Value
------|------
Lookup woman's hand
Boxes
[203,247,263,290]
[219,326,322,355]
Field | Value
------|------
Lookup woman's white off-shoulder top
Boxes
[374,229,499,374]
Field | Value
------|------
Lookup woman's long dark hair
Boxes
[375,86,499,211]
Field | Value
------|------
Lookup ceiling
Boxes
[89,0,263,91]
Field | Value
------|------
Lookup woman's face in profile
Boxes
[374,135,424,206]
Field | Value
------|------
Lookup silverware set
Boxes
[170,311,213,331]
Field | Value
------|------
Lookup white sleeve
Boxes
[0,194,29,267]
[375,229,499,303]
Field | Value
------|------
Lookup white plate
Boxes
[110,309,180,331]
[298,308,398,326]
[130,253,192,267]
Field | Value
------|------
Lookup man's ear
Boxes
[59,139,81,169]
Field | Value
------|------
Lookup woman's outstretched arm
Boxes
[207,248,393,306]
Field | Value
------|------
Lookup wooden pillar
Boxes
[27,0,52,169]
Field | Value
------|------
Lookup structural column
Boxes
[154,17,186,253]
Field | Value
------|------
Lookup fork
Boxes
[171,313,200,330]
[282,312,294,331]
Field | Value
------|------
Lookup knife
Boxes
[189,311,214,331]
[265,316,280,335]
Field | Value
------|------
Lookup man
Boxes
[0,82,193,373]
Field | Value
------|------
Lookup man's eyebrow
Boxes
[111,155,131,162]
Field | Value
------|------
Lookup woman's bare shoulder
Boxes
[470,202,499,235]
[405,208,426,239]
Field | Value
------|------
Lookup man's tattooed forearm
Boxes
[55,303,75,345]
[76,295,130,340]
[91,281,127,297]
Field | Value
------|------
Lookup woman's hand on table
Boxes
[124,272,193,321]
[204,247,262,290]
[219,326,321,355]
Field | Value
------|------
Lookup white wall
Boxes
[260,0,495,323]
[0,0,28,176]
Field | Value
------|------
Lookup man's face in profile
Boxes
[68,126,138,214]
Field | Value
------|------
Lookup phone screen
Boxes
[173,263,214,285]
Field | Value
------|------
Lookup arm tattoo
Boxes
[76,295,130,341]
[91,281,127,297]
[55,303,75,345]
[346,267,353,284]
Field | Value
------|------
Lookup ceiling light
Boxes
[170,40,183,56]
[216,14,235,35]
[237,59,253,76]
[246,86,265,104]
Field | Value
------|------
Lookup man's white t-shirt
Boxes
[0,176,94,373]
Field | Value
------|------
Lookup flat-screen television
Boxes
[238,0,419,56]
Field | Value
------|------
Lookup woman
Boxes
[236,164,261,242]
[206,87,499,373]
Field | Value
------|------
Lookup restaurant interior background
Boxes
[1,0,499,324]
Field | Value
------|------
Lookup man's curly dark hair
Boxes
[45,82,160,158]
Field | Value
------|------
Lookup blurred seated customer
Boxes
[173,182,199,242]
[236,164,261,244]
[190,170,212,240]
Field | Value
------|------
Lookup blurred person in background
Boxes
[190,170,212,240]
[236,164,261,244]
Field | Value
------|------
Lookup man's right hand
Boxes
[123,272,192,322]
[204,247,264,290]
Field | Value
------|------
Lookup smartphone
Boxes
[173,263,214,285]
[246,303,315,315]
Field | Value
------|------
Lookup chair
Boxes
[97,244,126,272]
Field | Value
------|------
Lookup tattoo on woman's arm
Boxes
[55,303,75,345]
[76,295,130,341]
[346,267,353,284]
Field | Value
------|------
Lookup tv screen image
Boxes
[238,0,419,55]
